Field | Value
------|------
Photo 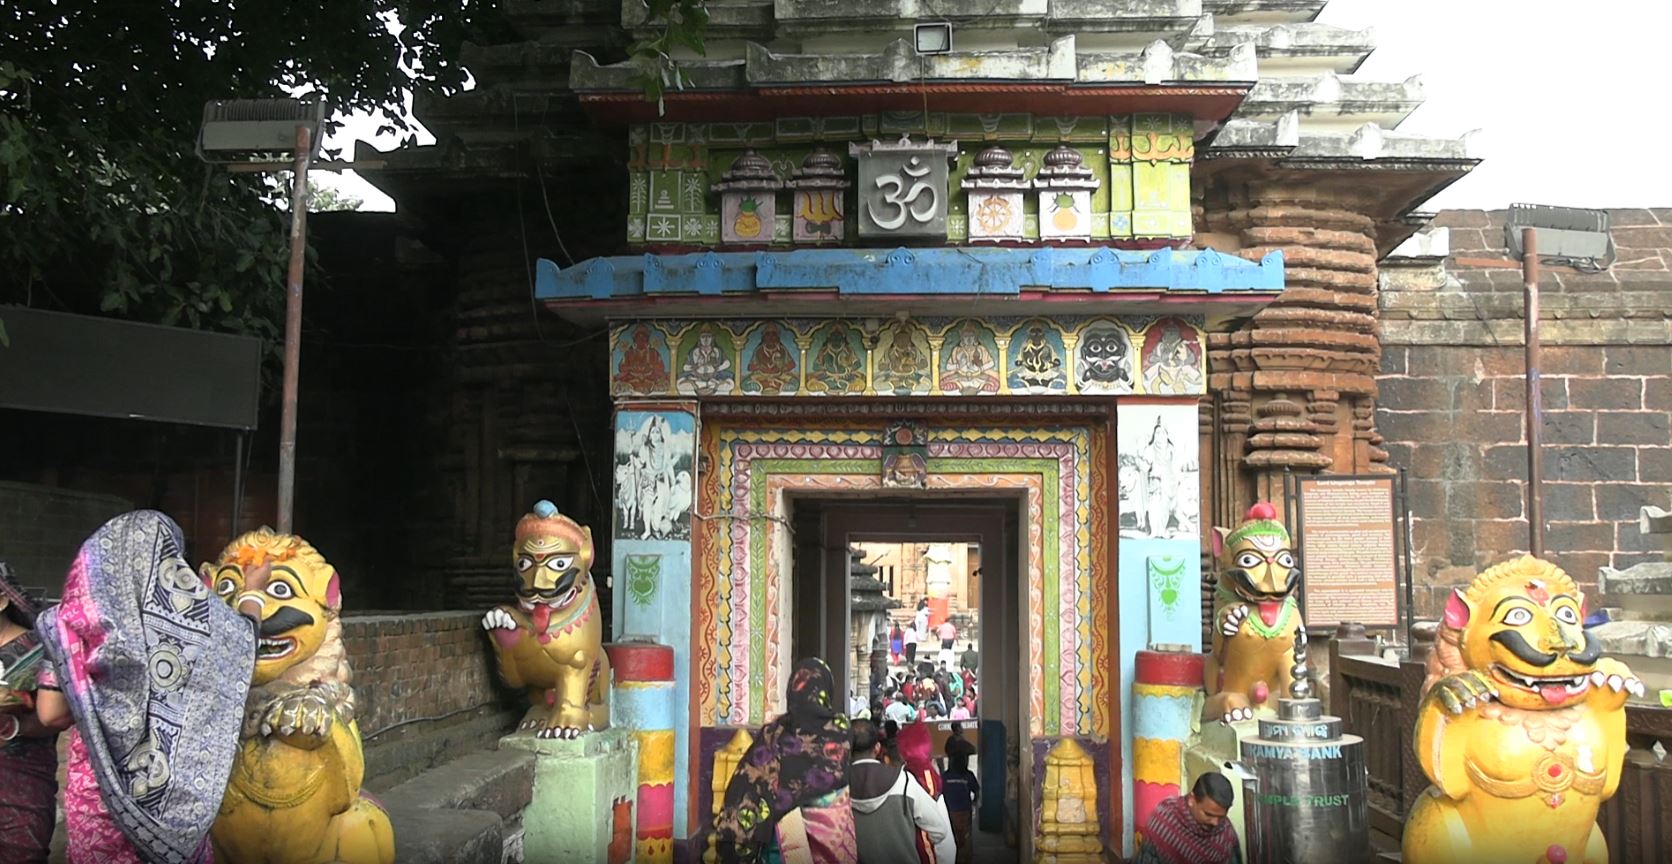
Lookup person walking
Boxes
[850,719,955,864]
[902,621,918,665]
[941,752,980,864]
[897,721,947,864]
[1133,771,1241,864]
[35,511,257,864]
[913,599,930,639]
[889,623,905,665]
[0,565,67,864]
[959,642,979,674]
[710,658,856,864]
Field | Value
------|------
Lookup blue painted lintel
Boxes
[536,246,1284,302]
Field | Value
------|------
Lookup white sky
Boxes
[318,1,1672,213]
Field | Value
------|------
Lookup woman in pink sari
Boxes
[35,512,256,864]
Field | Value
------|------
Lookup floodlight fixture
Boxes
[914,22,953,56]
[1505,203,1613,268]
[197,98,325,165]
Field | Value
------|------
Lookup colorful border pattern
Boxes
[611,315,1203,399]
[693,423,1107,738]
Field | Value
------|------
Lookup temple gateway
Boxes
[451,0,1475,857]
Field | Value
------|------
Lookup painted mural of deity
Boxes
[873,321,931,395]
[675,326,735,396]
[940,323,1000,395]
[1142,320,1204,395]
[614,324,670,395]
[806,322,865,393]
[1008,322,1066,393]
[741,324,799,394]
[1075,322,1134,394]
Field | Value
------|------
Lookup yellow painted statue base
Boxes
[1402,556,1642,864]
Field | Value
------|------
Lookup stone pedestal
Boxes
[1182,718,1258,863]
[500,727,639,864]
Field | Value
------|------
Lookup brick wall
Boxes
[1378,209,1672,616]
[341,611,521,782]
[0,481,132,594]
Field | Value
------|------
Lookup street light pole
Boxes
[1521,227,1544,559]
[277,123,312,533]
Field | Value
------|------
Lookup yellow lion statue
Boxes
[480,499,610,739]
[1204,501,1308,723]
[202,528,395,864]
[1403,556,1642,864]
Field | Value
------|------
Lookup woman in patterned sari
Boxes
[710,658,856,864]
[35,512,256,864]
[0,564,65,864]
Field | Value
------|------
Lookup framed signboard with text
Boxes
[1295,475,1400,628]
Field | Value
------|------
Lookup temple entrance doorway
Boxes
[788,495,1024,857]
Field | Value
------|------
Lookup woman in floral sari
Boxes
[0,563,67,864]
[711,658,856,864]
[35,512,256,864]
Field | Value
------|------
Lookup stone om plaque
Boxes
[849,137,959,241]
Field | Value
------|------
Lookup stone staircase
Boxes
[369,746,536,864]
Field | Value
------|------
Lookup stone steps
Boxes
[375,747,538,864]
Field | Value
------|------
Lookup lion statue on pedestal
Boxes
[203,529,394,864]
[1403,556,1641,864]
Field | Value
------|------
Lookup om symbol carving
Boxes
[867,156,940,230]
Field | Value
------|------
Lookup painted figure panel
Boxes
[872,321,932,395]
[614,411,696,542]
[939,321,1001,395]
[613,324,672,396]
[675,324,737,396]
[804,322,866,394]
[880,420,928,489]
[1140,318,1204,396]
[1075,321,1135,395]
[1006,321,1067,394]
[740,323,800,395]
[1116,402,1199,541]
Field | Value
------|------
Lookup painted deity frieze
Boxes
[872,320,933,395]
[739,323,799,395]
[1007,320,1067,394]
[1140,317,1205,396]
[612,323,672,396]
[939,321,1002,395]
[674,323,736,396]
[804,321,866,394]
[1074,321,1136,394]
[608,316,1204,398]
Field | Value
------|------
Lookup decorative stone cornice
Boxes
[1193,22,1376,73]
[1238,73,1424,129]
[1077,40,1258,84]
[1202,112,1301,158]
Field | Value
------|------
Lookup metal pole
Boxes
[231,430,245,542]
[1522,228,1544,559]
[277,124,311,534]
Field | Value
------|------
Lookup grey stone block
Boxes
[378,748,536,823]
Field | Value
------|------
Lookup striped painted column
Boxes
[1132,649,1205,845]
[607,642,676,864]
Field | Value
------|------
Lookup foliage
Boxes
[0,1,510,341]
[303,178,365,213]
[628,1,712,115]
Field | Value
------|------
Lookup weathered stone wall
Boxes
[1378,209,1672,615]
[0,481,132,594]
[342,611,521,785]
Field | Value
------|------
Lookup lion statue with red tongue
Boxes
[1402,556,1640,864]
[1203,501,1307,724]
[481,500,611,739]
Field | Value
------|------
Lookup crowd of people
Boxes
[878,598,980,724]
[709,656,1240,864]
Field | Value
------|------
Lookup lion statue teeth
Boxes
[482,499,611,740]
[1203,501,1307,724]
[1402,555,1643,864]
[203,528,395,864]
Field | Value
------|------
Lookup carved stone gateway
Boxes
[849,136,960,241]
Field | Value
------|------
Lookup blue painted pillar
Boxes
[610,406,697,839]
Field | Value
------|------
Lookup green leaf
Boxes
[235,251,255,273]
